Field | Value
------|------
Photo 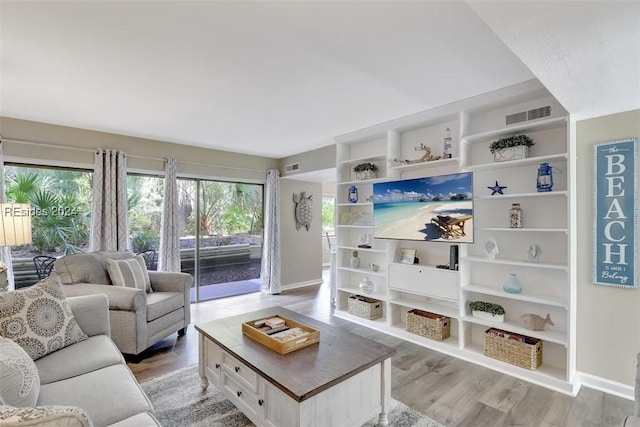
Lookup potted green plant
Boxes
[489,134,534,162]
[470,301,505,322]
[353,162,379,180]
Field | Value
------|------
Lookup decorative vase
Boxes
[509,203,523,228]
[359,276,374,294]
[503,273,522,294]
[350,251,360,269]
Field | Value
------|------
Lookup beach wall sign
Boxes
[593,138,638,288]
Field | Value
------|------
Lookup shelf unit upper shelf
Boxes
[462,315,567,346]
[462,116,567,144]
[337,154,387,166]
[476,227,568,234]
[475,191,567,201]
[463,153,568,172]
[389,157,459,172]
[463,255,568,271]
[337,245,386,254]
[337,202,373,207]
[337,266,387,277]
[337,286,389,302]
[339,177,387,186]
[463,284,567,309]
[389,297,459,319]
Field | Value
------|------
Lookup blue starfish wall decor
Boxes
[488,181,507,195]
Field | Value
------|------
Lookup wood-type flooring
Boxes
[127,277,632,427]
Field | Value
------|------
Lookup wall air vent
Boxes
[505,105,552,126]
[285,163,300,172]
[505,111,527,126]
[527,105,551,121]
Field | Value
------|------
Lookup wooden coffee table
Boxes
[196,307,396,427]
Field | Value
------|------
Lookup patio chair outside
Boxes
[33,255,57,280]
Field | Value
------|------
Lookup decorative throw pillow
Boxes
[0,275,88,360]
[106,255,152,292]
[0,337,40,407]
[0,405,94,427]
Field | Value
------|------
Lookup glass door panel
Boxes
[197,181,263,301]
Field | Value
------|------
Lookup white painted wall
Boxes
[0,117,324,291]
[576,109,640,386]
[0,117,277,181]
[279,179,323,288]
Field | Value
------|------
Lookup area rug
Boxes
[141,365,444,427]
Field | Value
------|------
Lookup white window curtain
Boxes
[158,158,181,272]
[260,169,281,295]
[90,149,129,252]
[0,142,15,290]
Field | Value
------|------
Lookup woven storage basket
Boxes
[484,328,542,370]
[348,295,383,320]
[406,309,450,341]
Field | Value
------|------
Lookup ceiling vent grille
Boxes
[505,105,552,126]
[505,111,527,126]
[285,163,300,172]
[527,105,551,121]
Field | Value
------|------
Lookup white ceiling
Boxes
[1,1,638,160]
[469,1,640,121]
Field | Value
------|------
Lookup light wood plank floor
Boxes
[128,276,632,426]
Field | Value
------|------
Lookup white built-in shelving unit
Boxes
[332,80,578,395]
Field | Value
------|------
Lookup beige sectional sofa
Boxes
[1,294,160,427]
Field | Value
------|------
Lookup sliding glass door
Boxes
[178,178,263,302]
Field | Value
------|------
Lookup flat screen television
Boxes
[373,171,474,242]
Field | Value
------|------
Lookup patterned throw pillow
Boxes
[0,337,40,407]
[106,255,152,293]
[0,405,94,427]
[0,275,88,360]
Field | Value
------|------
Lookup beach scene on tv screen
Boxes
[373,172,474,242]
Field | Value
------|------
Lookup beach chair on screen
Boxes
[432,215,472,239]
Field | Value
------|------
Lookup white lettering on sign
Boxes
[601,148,628,268]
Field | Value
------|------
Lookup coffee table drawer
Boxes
[221,371,260,424]
[223,352,258,392]
[203,339,224,385]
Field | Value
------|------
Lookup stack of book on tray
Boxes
[254,317,310,343]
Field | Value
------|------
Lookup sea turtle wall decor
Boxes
[293,192,313,231]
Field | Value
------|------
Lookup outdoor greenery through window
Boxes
[127,174,164,269]
[177,179,264,302]
[4,165,93,257]
[4,164,92,288]
[322,196,335,235]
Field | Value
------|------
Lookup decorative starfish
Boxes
[488,181,507,195]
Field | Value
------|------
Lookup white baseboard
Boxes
[281,278,323,290]
[577,371,634,400]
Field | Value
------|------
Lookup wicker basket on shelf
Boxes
[484,328,542,370]
[406,309,450,341]
[348,295,383,320]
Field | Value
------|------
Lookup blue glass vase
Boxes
[503,274,522,294]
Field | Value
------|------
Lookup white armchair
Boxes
[54,251,193,356]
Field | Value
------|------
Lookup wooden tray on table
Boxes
[241,314,320,354]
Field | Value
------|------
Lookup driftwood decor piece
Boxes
[393,143,441,165]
